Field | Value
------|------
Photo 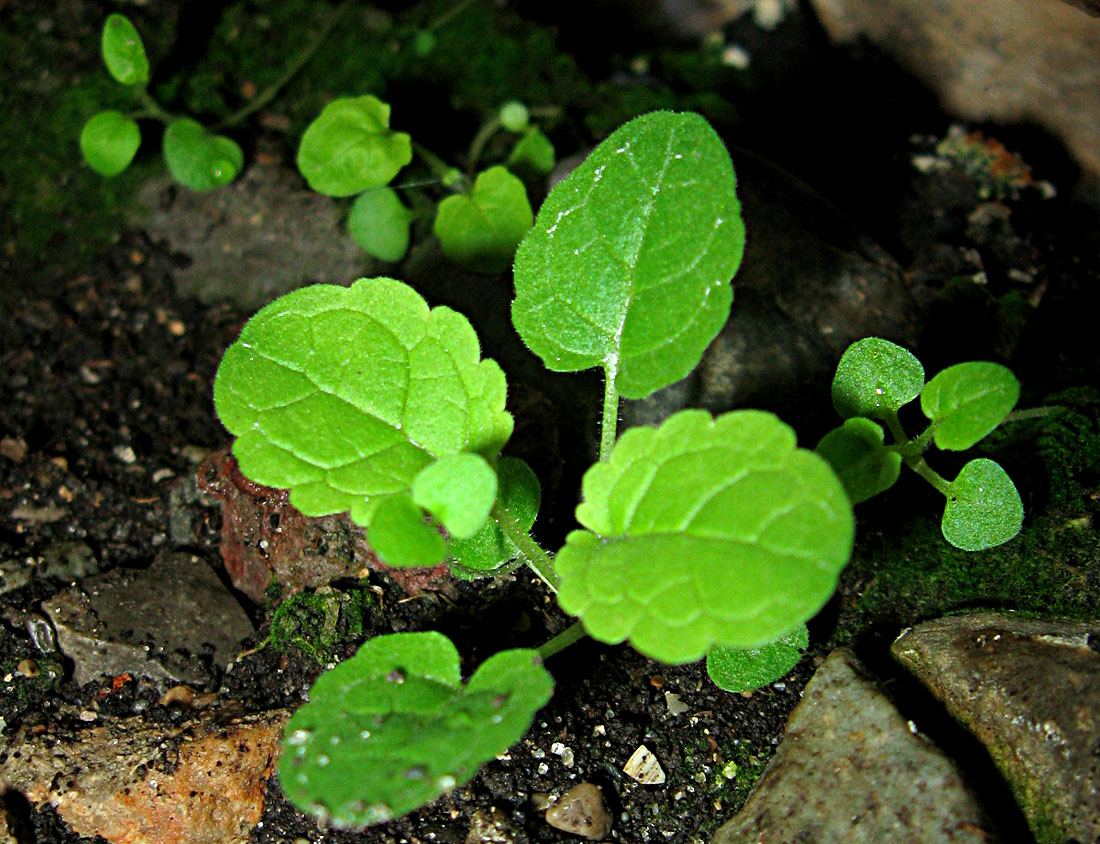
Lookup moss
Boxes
[266,584,376,663]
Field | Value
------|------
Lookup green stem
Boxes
[136,89,176,123]
[491,502,560,593]
[465,117,501,175]
[904,454,953,496]
[425,0,480,31]
[600,365,620,462]
[1003,405,1065,424]
[413,141,459,183]
[537,622,588,660]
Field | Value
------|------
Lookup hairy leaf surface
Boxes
[815,417,901,504]
[80,111,141,177]
[833,337,924,419]
[163,119,243,191]
[101,14,149,86]
[942,458,1023,550]
[449,457,540,575]
[706,623,808,693]
[921,361,1020,450]
[434,167,533,274]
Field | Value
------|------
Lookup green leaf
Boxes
[507,127,556,180]
[512,110,745,401]
[556,409,853,663]
[412,29,436,57]
[434,166,533,274]
[101,14,149,86]
[162,118,243,191]
[942,458,1023,551]
[921,362,1020,451]
[499,100,530,133]
[449,457,540,575]
[706,623,808,693]
[80,111,141,177]
[815,417,902,504]
[297,96,413,197]
[213,279,513,565]
[413,454,498,539]
[347,187,414,263]
[370,494,447,567]
[832,337,924,420]
[280,632,553,828]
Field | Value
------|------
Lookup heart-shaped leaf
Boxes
[101,14,149,86]
[815,417,901,504]
[297,96,412,197]
[213,279,513,565]
[512,110,745,400]
[413,454,498,539]
[507,127,556,181]
[942,458,1023,551]
[449,456,541,575]
[434,166,533,274]
[163,118,243,191]
[80,110,141,177]
[280,632,553,829]
[832,337,924,420]
[347,187,414,263]
[706,623,808,693]
[556,409,853,663]
[921,361,1020,450]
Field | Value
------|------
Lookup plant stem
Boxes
[904,454,953,496]
[413,141,459,183]
[599,365,620,462]
[136,89,176,123]
[1003,405,1065,424]
[465,117,501,175]
[425,0,480,31]
[537,622,587,660]
[491,502,560,593]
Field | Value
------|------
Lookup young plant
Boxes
[213,110,855,828]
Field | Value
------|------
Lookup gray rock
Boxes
[892,612,1100,844]
[712,648,1000,844]
[41,552,253,688]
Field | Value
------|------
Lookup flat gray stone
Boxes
[41,552,253,687]
[712,648,999,844]
[893,612,1100,844]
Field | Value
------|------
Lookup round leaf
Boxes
[832,337,924,420]
[449,456,541,574]
[370,494,447,567]
[512,110,745,400]
[556,409,854,663]
[101,14,149,86]
[163,118,243,191]
[814,417,901,504]
[347,187,414,263]
[213,279,513,566]
[280,632,553,828]
[80,110,141,177]
[507,127,556,180]
[434,166,533,274]
[499,100,530,133]
[942,458,1023,551]
[921,361,1020,450]
[297,96,413,197]
[413,454,498,539]
[706,623,808,693]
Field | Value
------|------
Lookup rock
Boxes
[892,612,1100,844]
[0,703,288,844]
[42,551,253,687]
[1,541,100,595]
[623,744,667,784]
[545,782,613,840]
[712,648,1000,844]
[466,806,515,843]
[808,0,1100,190]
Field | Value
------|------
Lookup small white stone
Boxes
[623,744,666,784]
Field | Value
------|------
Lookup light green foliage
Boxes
[815,417,901,504]
[512,111,745,400]
[280,632,553,829]
[413,29,437,58]
[832,337,924,419]
[449,457,541,575]
[412,454,498,539]
[706,624,808,693]
[213,278,512,566]
[347,187,415,263]
[921,362,1020,450]
[80,111,141,177]
[556,409,854,663]
[943,459,1024,551]
[499,100,530,133]
[101,14,149,87]
[297,96,413,197]
[369,495,447,567]
[434,166,534,274]
[163,118,243,192]
[507,127,556,180]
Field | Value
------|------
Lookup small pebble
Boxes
[16,658,39,678]
[624,744,666,784]
[545,782,612,840]
[113,445,137,465]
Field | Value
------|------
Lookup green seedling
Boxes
[817,337,1023,550]
[214,110,859,828]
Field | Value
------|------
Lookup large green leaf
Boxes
[512,111,745,400]
[101,14,149,86]
[942,458,1023,551]
[163,118,243,191]
[80,110,141,177]
[434,167,533,274]
[297,96,412,197]
[706,623,808,693]
[921,361,1020,451]
[213,279,513,565]
[556,410,853,663]
[280,632,553,828]
[832,337,925,420]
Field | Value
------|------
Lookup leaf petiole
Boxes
[490,501,560,592]
[599,366,620,462]
[536,621,588,660]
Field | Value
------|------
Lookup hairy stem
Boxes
[135,89,176,123]
[904,454,953,496]
[537,622,588,660]
[491,502,560,593]
[1003,405,1065,424]
[600,365,620,462]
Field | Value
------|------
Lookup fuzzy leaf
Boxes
[815,417,901,504]
[280,632,553,829]
[434,167,533,274]
[942,458,1023,551]
[706,623,808,693]
[213,279,513,565]
[370,494,447,566]
[163,118,243,191]
[512,110,745,400]
[507,127,556,180]
[832,337,924,420]
[347,187,414,263]
[556,409,853,663]
[80,111,141,177]
[101,14,149,86]
[297,96,412,197]
[449,457,540,575]
[921,362,1020,451]
[413,454,497,539]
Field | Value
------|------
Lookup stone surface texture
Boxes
[893,612,1100,844]
[545,782,613,840]
[712,648,1000,844]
